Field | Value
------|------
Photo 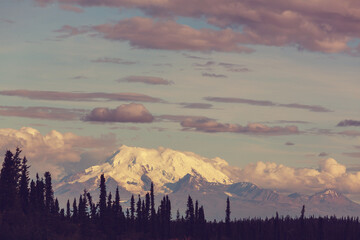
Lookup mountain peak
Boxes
[68,145,233,194]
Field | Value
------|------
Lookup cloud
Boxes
[38,0,360,54]
[337,120,360,127]
[59,4,83,13]
[285,141,295,146]
[182,53,211,60]
[181,118,299,135]
[119,76,173,85]
[202,72,227,78]
[55,17,254,53]
[278,103,332,113]
[204,96,332,112]
[180,103,213,109]
[233,158,360,194]
[84,103,154,123]
[218,62,250,72]
[338,130,360,137]
[0,90,164,103]
[0,106,83,121]
[0,127,116,179]
[157,115,212,123]
[318,152,329,157]
[72,75,88,80]
[91,57,137,65]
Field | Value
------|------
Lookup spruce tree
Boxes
[130,194,135,221]
[0,149,22,210]
[66,199,71,218]
[19,156,30,212]
[99,174,107,219]
[44,171,54,213]
[225,197,231,224]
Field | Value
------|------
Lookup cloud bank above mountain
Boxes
[0,127,116,178]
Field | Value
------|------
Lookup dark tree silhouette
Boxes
[19,156,30,212]
[44,171,54,213]
[0,148,22,210]
[99,174,107,219]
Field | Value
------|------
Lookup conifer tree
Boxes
[36,174,45,211]
[29,179,36,209]
[114,187,121,217]
[19,156,30,212]
[0,149,22,210]
[186,195,194,222]
[225,197,231,224]
[130,195,135,221]
[66,199,71,218]
[150,182,155,219]
[195,200,199,222]
[44,171,54,213]
[99,174,107,218]
[72,198,78,221]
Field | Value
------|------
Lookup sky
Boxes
[1,0,360,198]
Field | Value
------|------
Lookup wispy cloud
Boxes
[202,72,227,78]
[337,120,360,127]
[0,106,84,121]
[181,118,299,135]
[55,17,254,53]
[180,103,213,109]
[205,97,332,112]
[91,57,137,65]
[59,4,83,13]
[119,76,173,85]
[0,90,164,103]
[83,103,154,123]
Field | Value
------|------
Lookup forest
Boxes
[1,148,360,240]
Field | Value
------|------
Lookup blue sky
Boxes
[1,0,360,195]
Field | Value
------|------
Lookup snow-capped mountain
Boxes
[69,145,232,194]
[55,145,360,220]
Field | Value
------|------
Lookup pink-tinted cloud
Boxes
[337,119,360,127]
[0,106,84,121]
[59,4,83,13]
[84,103,154,123]
[37,0,360,54]
[0,127,117,179]
[119,76,173,85]
[0,90,164,103]
[91,18,254,53]
[205,96,332,112]
[181,118,299,135]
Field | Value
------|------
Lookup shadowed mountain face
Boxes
[55,146,360,220]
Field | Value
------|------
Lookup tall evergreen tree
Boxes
[130,195,135,221]
[195,200,199,222]
[44,171,54,212]
[66,199,71,218]
[72,198,78,221]
[225,197,231,224]
[0,149,22,210]
[36,174,45,211]
[150,182,155,219]
[19,156,30,212]
[99,174,107,219]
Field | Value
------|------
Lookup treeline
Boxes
[1,149,360,240]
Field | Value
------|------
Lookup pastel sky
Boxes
[1,0,360,197]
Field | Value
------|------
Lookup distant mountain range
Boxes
[55,145,360,220]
